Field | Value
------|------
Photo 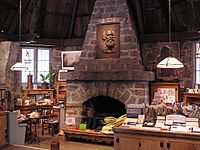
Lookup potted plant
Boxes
[40,72,55,89]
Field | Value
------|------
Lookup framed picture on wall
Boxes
[150,82,179,105]
[156,41,181,80]
[61,51,82,70]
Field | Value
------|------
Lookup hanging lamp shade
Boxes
[157,56,184,68]
[10,0,29,71]
[10,62,28,71]
[156,0,184,69]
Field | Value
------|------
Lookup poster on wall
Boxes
[156,88,176,104]
[65,117,75,125]
[61,51,82,70]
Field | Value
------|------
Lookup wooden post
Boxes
[51,141,59,150]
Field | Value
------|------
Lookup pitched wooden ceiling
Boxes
[0,0,200,46]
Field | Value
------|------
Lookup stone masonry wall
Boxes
[62,0,155,127]
[66,81,149,126]
[0,41,19,91]
[76,0,145,72]
[141,41,193,88]
[51,46,82,84]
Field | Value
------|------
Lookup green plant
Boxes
[40,72,55,83]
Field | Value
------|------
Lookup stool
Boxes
[25,119,32,142]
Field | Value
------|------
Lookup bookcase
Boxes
[23,89,56,105]
[56,81,66,101]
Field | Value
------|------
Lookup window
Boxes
[21,47,51,83]
[195,42,200,84]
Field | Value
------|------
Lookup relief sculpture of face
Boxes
[96,23,120,59]
[101,30,115,52]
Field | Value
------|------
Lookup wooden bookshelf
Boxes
[56,81,66,101]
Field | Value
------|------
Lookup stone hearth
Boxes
[60,0,155,126]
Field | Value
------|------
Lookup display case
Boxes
[23,89,56,105]
[150,82,179,104]
[56,81,66,101]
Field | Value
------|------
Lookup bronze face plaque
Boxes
[96,23,120,59]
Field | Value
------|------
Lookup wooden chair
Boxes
[42,107,60,136]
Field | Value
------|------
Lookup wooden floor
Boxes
[2,131,113,150]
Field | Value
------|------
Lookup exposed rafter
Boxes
[135,0,144,34]
[0,0,200,46]
[68,0,79,38]
[139,31,200,42]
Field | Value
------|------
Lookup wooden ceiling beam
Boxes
[139,31,200,42]
[36,38,84,47]
[28,0,41,34]
[135,0,144,34]
[36,0,48,36]
[4,32,84,46]
[187,0,200,2]
[7,8,18,35]
[7,33,38,41]
[7,0,31,35]
[68,0,79,38]
[0,1,17,9]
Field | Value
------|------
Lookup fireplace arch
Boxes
[81,96,126,129]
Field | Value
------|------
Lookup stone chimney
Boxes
[63,0,154,81]
[61,0,155,126]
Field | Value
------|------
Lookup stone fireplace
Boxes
[60,0,155,127]
[82,96,126,130]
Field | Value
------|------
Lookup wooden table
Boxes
[63,128,114,145]
[182,92,200,104]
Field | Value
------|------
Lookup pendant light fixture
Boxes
[10,0,28,71]
[10,62,28,71]
[157,0,184,69]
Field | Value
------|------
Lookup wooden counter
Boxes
[114,126,200,150]
[0,112,8,148]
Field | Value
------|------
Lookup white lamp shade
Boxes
[157,57,184,68]
[10,62,28,71]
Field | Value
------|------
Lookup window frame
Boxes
[194,41,200,85]
[20,46,52,84]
